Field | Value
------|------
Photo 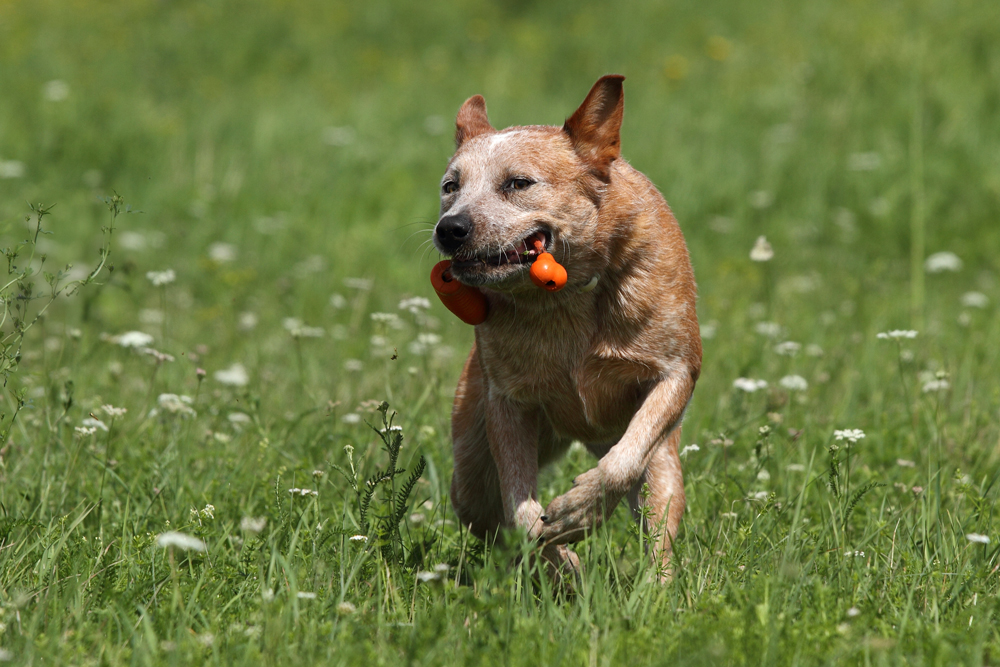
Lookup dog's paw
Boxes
[538,468,619,545]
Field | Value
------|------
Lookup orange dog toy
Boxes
[431,261,488,325]
[431,243,567,325]
[529,239,568,292]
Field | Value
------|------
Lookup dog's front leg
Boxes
[484,394,545,533]
[539,370,695,545]
[485,394,580,576]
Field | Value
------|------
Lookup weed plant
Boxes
[0,0,999,664]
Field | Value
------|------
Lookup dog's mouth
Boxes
[450,230,550,269]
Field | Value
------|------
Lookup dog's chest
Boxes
[475,299,652,441]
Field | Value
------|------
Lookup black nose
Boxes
[435,213,473,254]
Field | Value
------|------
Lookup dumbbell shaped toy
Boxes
[431,239,567,325]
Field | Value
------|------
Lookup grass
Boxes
[1,0,999,664]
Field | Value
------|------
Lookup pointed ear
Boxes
[455,95,495,147]
[563,75,625,181]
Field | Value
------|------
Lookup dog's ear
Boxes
[455,95,495,148]
[563,75,625,181]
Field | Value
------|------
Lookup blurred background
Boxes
[2,2,1000,661]
[0,0,998,436]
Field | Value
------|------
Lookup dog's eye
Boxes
[442,181,459,194]
[506,178,534,192]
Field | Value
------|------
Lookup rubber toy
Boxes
[528,239,568,292]
[431,243,568,324]
[431,261,489,325]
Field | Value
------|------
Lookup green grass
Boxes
[1,0,1000,664]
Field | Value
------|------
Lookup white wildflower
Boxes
[155,531,206,552]
[749,191,774,209]
[240,517,267,533]
[349,535,368,543]
[754,321,782,338]
[749,491,770,501]
[399,297,432,313]
[344,359,364,372]
[961,292,989,309]
[924,251,962,273]
[341,413,362,424]
[409,513,426,524]
[337,601,357,615]
[117,331,155,348]
[200,504,215,520]
[896,459,916,468]
[749,236,774,262]
[805,344,824,357]
[844,550,865,557]
[43,79,70,101]
[922,379,950,393]
[237,312,258,331]
[295,326,324,338]
[700,322,717,340]
[157,393,196,417]
[103,405,128,419]
[409,333,442,355]
[415,570,441,583]
[371,312,400,325]
[296,591,317,599]
[834,429,866,444]
[877,330,918,340]
[146,269,176,286]
[228,412,252,424]
[330,293,347,309]
[786,464,806,472]
[779,375,808,391]
[720,512,739,519]
[966,533,990,545]
[433,563,450,575]
[733,378,768,393]
[208,242,237,262]
[343,277,372,290]
[846,607,861,618]
[81,417,108,432]
[214,363,249,386]
[117,230,146,250]
[680,444,700,457]
[774,341,801,356]
[75,426,98,436]
[756,469,771,481]
[0,648,11,661]
[140,347,175,363]
[0,160,25,179]
[288,488,318,497]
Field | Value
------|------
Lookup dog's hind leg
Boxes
[627,427,685,581]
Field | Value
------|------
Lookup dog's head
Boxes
[433,75,625,290]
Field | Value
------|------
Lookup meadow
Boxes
[1,0,999,664]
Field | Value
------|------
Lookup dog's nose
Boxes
[435,213,474,254]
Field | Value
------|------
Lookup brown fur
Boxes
[435,75,701,579]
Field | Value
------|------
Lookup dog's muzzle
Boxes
[434,213,473,254]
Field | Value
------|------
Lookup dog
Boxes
[433,75,701,578]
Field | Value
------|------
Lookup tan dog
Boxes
[434,75,701,578]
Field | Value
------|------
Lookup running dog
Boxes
[433,75,701,578]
